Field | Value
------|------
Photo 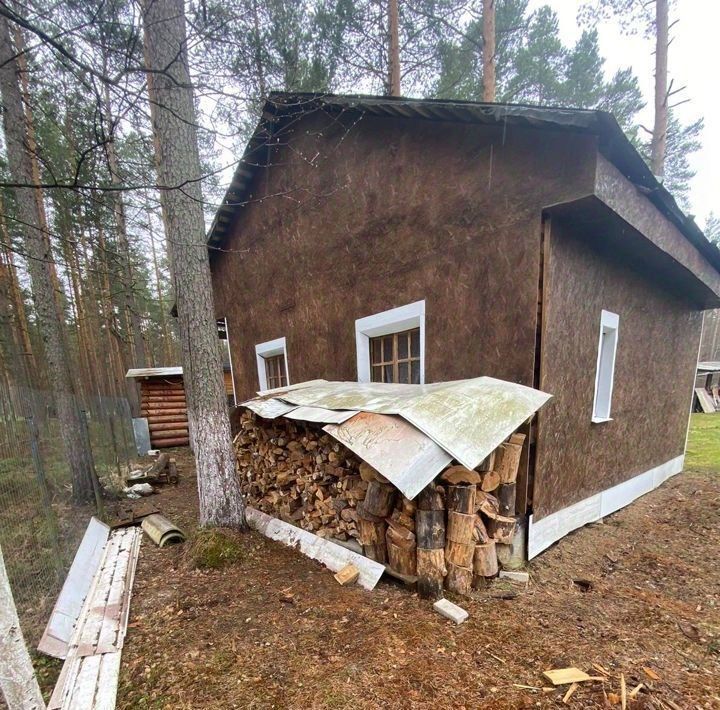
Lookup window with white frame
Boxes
[255,337,290,391]
[355,301,425,384]
[592,310,619,422]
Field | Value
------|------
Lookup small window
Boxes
[264,353,287,389]
[592,310,619,422]
[255,337,289,391]
[370,328,421,383]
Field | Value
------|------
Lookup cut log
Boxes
[495,438,524,484]
[150,428,190,440]
[146,452,170,477]
[487,515,516,544]
[357,518,386,546]
[363,543,387,564]
[418,483,444,511]
[400,497,416,516]
[416,548,446,599]
[386,538,416,576]
[416,509,445,549]
[359,462,387,483]
[440,466,481,485]
[363,481,396,518]
[446,484,475,515]
[167,458,179,483]
[152,437,189,448]
[473,540,498,577]
[148,421,189,433]
[480,470,501,492]
[498,482,516,517]
[445,562,472,595]
[446,511,474,543]
[476,491,499,518]
[445,539,475,567]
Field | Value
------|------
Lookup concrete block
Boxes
[499,570,529,584]
[433,598,469,624]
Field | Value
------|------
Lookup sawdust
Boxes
[116,448,720,709]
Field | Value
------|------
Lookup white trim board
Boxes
[527,454,684,559]
[255,336,290,391]
[355,300,425,383]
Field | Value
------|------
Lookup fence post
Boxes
[80,410,106,523]
[25,416,64,582]
[0,542,46,710]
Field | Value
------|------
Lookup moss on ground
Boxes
[684,413,720,473]
[186,528,244,570]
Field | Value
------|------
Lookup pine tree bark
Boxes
[650,0,668,178]
[482,0,496,102]
[0,15,95,502]
[141,0,245,528]
[387,0,401,96]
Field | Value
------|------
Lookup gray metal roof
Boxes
[698,361,720,373]
[125,367,183,379]
[207,92,720,276]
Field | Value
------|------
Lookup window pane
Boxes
[371,365,383,382]
[383,336,393,362]
[371,338,382,364]
[411,361,420,384]
[398,362,409,383]
[410,329,420,358]
[398,332,408,359]
[383,364,394,383]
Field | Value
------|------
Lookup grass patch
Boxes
[186,528,244,570]
[684,413,720,473]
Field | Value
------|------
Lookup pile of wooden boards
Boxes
[139,376,189,448]
[234,409,525,597]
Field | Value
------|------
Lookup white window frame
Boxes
[355,300,425,384]
[592,310,619,423]
[255,337,290,392]
[222,317,238,406]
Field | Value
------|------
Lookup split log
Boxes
[445,539,475,567]
[472,515,490,544]
[477,450,495,472]
[416,548,446,600]
[473,540,498,578]
[363,542,388,564]
[498,483,516,517]
[386,520,415,549]
[400,497,417,516]
[146,452,170,476]
[495,437,524,484]
[445,562,473,595]
[363,481,396,518]
[416,509,445,549]
[476,491,499,518]
[446,511,474,543]
[487,515,516,544]
[359,462,387,483]
[446,484,475,514]
[480,470,501,492]
[357,518,386,546]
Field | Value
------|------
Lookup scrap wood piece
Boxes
[621,673,627,710]
[246,506,384,590]
[543,668,595,686]
[629,683,644,699]
[38,517,110,659]
[563,683,579,704]
[334,564,359,586]
[642,667,661,681]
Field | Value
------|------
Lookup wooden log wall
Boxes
[139,376,189,448]
[234,409,527,597]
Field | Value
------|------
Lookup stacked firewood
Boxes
[233,410,368,541]
[234,408,526,597]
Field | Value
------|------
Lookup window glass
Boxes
[369,328,421,384]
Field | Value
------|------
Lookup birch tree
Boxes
[0,14,96,502]
[141,0,245,527]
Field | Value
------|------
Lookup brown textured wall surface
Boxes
[210,112,596,401]
[533,216,702,520]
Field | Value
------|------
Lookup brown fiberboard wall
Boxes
[211,112,596,401]
[533,215,702,520]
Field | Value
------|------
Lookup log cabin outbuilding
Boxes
[207,92,720,559]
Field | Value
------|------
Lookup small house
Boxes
[207,93,720,558]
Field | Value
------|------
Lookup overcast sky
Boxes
[529,0,718,229]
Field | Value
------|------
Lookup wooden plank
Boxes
[695,387,715,413]
[543,668,592,685]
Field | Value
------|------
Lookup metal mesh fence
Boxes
[0,379,136,646]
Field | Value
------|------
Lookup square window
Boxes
[255,337,289,391]
[369,327,421,384]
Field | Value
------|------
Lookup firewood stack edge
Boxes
[234,409,526,598]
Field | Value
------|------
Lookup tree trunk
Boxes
[0,543,45,709]
[482,0,496,102]
[0,15,95,502]
[387,0,401,96]
[141,0,245,528]
[650,0,668,178]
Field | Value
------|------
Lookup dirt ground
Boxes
[117,426,720,709]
